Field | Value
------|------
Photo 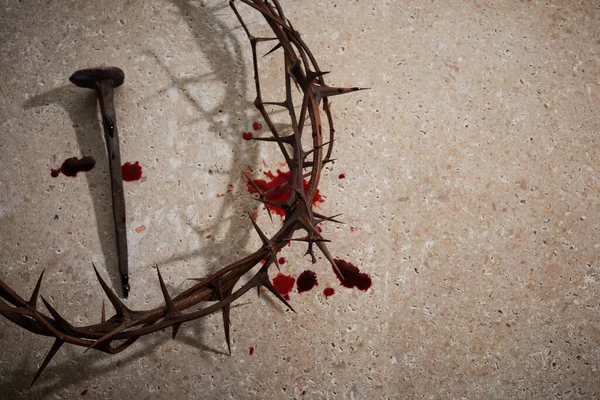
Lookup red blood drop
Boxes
[249,347,255,355]
[51,156,96,177]
[278,257,286,265]
[252,121,262,131]
[297,270,318,293]
[333,259,371,291]
[338,173,346,179]
[323,287,335,298]
[246,169,324,217]
[272,273,295,300]
[121,161,142,181]
[242,131,253,140]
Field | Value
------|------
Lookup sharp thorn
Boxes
[258,272,296,313]
[92,263,131,319]
[40,296,72,330]
[248,212,269,245]
[262,42,282,57]
[29,338,64,388]
[28,269,45,309]
[156,267,182,337]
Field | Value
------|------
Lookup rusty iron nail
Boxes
[69,67,130,298]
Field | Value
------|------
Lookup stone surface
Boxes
[0,0,599,399]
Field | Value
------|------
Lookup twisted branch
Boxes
[0,0,365,387]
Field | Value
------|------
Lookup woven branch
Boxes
[0,0,365,387]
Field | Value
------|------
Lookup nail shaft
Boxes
[70,67,130,298]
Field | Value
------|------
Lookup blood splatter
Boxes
[242,131,253,140]
[272,273,295,300]
[249,347,255,355]
[252,121,262,131]
[246,169,324,216]
[323,287,335,298]
[297,270,318,293]
[338,173,346,179]
[121,161,142,181]
[333,259,371,291]
[50,156,96,177]
[278,257,286,265]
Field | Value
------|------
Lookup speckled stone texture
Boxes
[1,0,599,399]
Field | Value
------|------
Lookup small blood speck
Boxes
[252,121,262,130]
[51,156,96,178]
[80,389,88,396]
[135,225,146,233]
[278,257,286,265]
[338,173,346,179]
[317,226,322,233]
[301,391,306,396]
[121,161,142,181]
[249,347,255,355]
[297,270,318,293]
[246,169,324,217]
[333,259,372,291]
[350,226,355,232]
[506,323,511,327]
[242,131,253,140]
[323,287,335,298]
[206,234,212,239]
[272,273,295,300]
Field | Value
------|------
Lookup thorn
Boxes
[306,69,330,83]
[28,269,45,309]
[92,263,131,319]
[101,300,106,323]
[211,280,232,354]
[313,212,344,225]
[261,101,288,108]
[156,267,182,339]
[303,141,331,158]
[262,42,282,57]
[40,296,72,331]
[253,197,289,212]
[29,338,63,388]
[313,84,369,101]
[257,269,296,313]
[248,212,270,246]
[251,134,295,144]
[315,241,344,279]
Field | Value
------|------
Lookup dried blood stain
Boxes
[246,169,324,216]
[51,156,96,177]
[249,347,255,355]
[297,270,318,293]
[323,287,335,298]
[278,257,286,265]
[333,259,371,291]
[121,161,142,181]
[252,121,262,130]
[242,131,253,140]
[272,273,295,300]
[338,173,346,179]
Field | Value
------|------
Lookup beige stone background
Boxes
[1,0,599,399]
